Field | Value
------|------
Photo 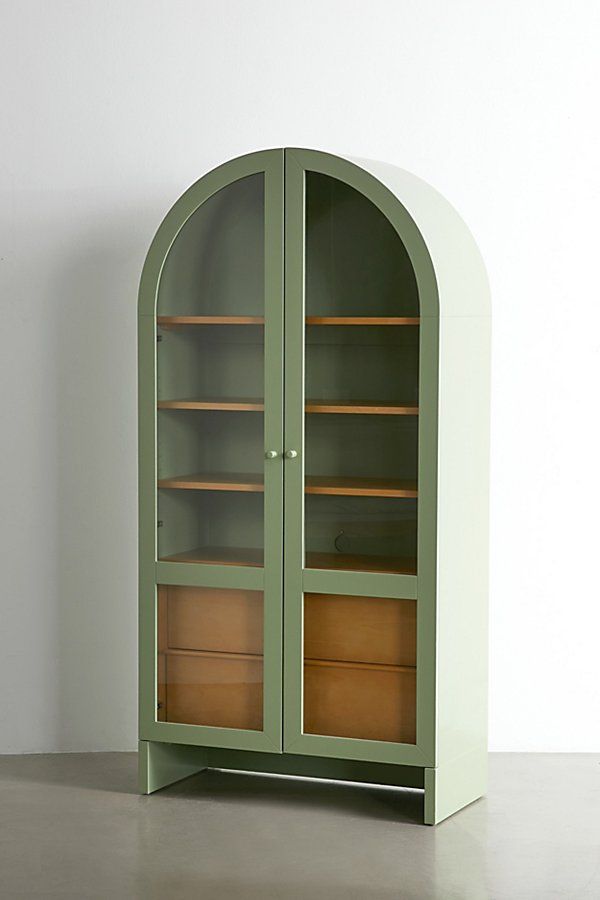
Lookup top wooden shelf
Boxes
[156,315,420,327]
[305,316,420,325]
[157,316,265,326]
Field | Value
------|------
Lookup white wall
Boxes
[1,0,599,753]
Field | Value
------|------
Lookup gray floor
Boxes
[0,753,598,899]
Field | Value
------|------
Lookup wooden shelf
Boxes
[163,648,262,662]
[158,473,263,492]
[304,658,416,674]
[158,398,417,415]
[305,551,417,576]
[158,397,264,411]
[157,315,264,326]
[160,546,264,567]
[305,399,419,415]
[158,472,415,498]
[305,475,417,498]
[306,316,420,326]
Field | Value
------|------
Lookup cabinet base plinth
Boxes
[139,741,487,825]
[424,749,487,824]
[139,740,208,794]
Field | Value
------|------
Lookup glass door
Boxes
[283,151,427,765]
[139,150,284,753]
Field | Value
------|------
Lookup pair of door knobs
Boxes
[265,450,297,459]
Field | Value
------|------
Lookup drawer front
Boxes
[304,661,416,744]
[162,585,263,655]
[161,654,263,731]
[304,593,416,667]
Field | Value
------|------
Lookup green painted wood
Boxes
[282,148,439,768]
[282,150,306,758]
[139,147,490,823]
[155,560,264,590]
[139,739,425,795]
[204,746,424,789]
[302,568,417,600]
[140,720,280,753]
[138,149,285,755]
[139,740,207,795]
[423,748,487,825]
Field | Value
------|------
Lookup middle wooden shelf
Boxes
[158,472,418,498]
[158,398,419,415]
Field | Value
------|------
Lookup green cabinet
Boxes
[138,148,490,825]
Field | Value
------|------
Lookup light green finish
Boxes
[140,739,424,794]
[138,149,285,756]
[155,560,263,590]
[424,747,488,825]
[302,568,417,600]
[282,149,439,768]
[347,154,491,817]
[139,740,207,794]
[138,147,490,823]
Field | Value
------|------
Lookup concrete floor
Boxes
[0,753,598,899]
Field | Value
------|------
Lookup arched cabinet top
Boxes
[138,147,489,320]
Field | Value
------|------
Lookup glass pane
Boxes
[155,175,265,565]
[304,172,419,574]
[303,592,416,743]
[157,585,263,730]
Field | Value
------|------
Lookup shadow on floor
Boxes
[158,767,425,825]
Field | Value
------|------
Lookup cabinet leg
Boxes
[139,740,208,794]
[424,749,487,825]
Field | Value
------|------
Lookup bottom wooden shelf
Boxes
[159,546,264,567]
[160,546,416,574]
[306,552,417,576]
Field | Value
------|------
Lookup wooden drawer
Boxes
[304,593,416,667]
[304,661,416,744]
[161,653,263,731]
[158,585,263,655]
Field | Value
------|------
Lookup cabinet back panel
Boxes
[304,593,416,667]
[157,410,264,480]
[157,327,264,402]
[304,664,416,744]
[162,655,263,730]
[305,172,418,318]
[305,414,417,481]
[158,491,264,559]
[305,495,417,560]
[160,585,263,655]
[157,174,265,317]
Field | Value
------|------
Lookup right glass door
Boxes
[284,154,424,762]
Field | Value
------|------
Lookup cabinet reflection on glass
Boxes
[157,585,264,731]
[303,593,416,744]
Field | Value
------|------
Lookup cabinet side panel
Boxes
[436,315,490,765]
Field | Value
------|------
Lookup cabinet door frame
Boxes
[138,149,285,753]
[282,148,439,767]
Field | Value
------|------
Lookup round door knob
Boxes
[285,449,298,459]
[265,450,278,460]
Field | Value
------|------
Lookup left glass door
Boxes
[139,150,284,752]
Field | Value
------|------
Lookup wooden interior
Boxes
[158,316,265,326]
[304,663,416,744]
[157,398,264,411]
[305,552,417,575]
[158,472,264,492]
[306,316,420,325]
[158,472,417,498]
[159,545,264,566]
[304,593,416,666]
[157,585,264,730]
[305,399,418,415]
[303,172,420,574]
[303,591,417,743]
[157,545,417,574]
